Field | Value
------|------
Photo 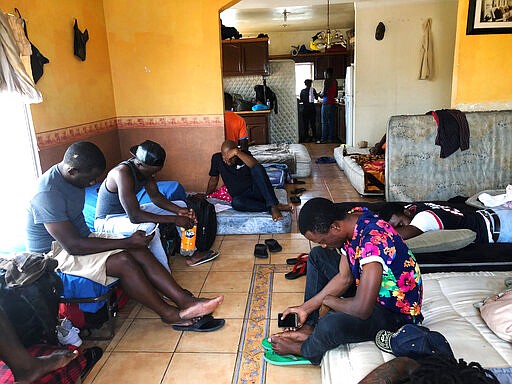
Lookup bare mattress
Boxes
[322,271,512,384]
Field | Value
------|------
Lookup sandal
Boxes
[254,243,269,258]
[290,196,301,204]
[285,260,307,280]
[285,253,308,265]
[290,188,306,195]
[264,239,282,253]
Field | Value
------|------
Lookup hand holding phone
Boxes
[277,312,298,328]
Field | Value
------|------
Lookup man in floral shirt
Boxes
[269,198,423,365]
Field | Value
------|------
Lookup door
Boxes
[222,43,242,76]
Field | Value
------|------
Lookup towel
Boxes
[419,18,433,80]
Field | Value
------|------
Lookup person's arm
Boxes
[394,225,423,240]
[226,148,258,168]
[113,167,194,228]
[323,261,383,319]
[44,220,151,255]
[143,178,195,220]
[358,357,419,384]
[206,175,220,195]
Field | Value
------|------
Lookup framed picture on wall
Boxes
[467,0,512,34]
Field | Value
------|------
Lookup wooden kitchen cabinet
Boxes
[222,38,269,77]
[235,111,270,145]
[314,54,347,80]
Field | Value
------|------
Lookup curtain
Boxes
[0,10,41,103]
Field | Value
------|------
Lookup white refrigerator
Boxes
[344,64,355,147]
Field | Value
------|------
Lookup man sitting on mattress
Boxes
[204,140,292,221]
[26,141,224,329]
[94,140,219,268]
[266,198,423,366]
[379,202,512,243]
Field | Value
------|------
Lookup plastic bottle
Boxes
[180,225,197,256]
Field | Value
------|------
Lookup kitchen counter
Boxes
[234,110,271,115]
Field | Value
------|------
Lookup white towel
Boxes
[479,185,512,207]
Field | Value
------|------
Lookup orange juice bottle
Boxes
[180,225,197,256]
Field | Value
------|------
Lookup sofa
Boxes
[385,110,512,202]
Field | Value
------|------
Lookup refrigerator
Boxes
[344,64,355,147]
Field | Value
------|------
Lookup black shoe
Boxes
[81,347,103,379]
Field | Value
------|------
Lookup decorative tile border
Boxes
[233,264,289,384]
[36,114,224,149]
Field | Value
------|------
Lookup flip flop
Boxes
[285,253,309,265]
[189,250,220,267]
[290,196,301,204]
[261,337,273,351]
[287,178,306,185]
[263,350,312,366]
[254,243,269,258]
[172,314,225,332]
[285,260,307,280]
[264,239,282,253]
[290,188,306,195]
[315,156,337,164]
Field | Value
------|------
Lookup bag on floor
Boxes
[186,195,217,252]
[476,286,512,342]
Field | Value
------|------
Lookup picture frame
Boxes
[466,0,512,35]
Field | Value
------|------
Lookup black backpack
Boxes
[0,268,63,347]
[186,196,217,252]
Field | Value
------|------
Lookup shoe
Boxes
[290,196,301,204]
[81,347,103,379]
[57,325,83,347]
[285,253,309,265]
[264,239,282,253]
[287,178,305,185]
[285,260,307,280]
[316,140,326,144]
[290,188,306,195]
[189,250,219,266]
[60,317,74,332]
[172,314,225,332]
[263,350,312,366]
[254,243,269,258]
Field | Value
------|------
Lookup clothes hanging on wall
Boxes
[254,84,278,114]
[73,19,88,61]
[419,18,433,80]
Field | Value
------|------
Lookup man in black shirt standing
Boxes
[205,141,292,221]
[299,79,319,142]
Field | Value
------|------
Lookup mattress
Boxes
[333,146,383,196]
[322,271,512,384]
[250,143,312,178]
[209,189,291,235]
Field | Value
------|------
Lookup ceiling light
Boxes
[314,0,346,50]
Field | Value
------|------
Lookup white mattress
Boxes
[250,144,312,179]
[321,271,512,384]
[288,144,312,178]
[333,146,383,196]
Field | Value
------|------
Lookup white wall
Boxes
[354,0,458,145]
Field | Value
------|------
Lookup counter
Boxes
[235,110,270,144]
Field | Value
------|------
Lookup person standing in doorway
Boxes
[299,79,319,142]
[318,67,338,144]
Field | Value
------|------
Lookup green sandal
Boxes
[263,350,312,366]
[261,337,272,351]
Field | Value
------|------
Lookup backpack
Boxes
[159,222,181,256]
[254,84,278,114]
[186,195,217,252]
[0,267,62,347]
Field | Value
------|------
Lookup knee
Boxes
[231,197,244,211]
[107,250,139,272]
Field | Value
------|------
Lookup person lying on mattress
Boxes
[26,141,224,329]
[203,140,293,221]
[379,202,511,243]
[94,139,219,268]
[267,198,423,366]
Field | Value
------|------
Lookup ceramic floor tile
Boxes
[211,253,256,272]
[91,352,172,384]
[199,291,248,319]
[278,239,311,254]
[265,362,322,384]
[115,319,181,352]
[162,353,237,384]
[270,252,306,265]
[202,271,252,293]
[219,239,259,255]
[272,273,307,293]
[271,233,306,240]
[175,318,243,353]
[270,292,305,319]
[171,270,208,292]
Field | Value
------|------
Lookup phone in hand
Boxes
[146,223,159,236]
[277,313,298,328]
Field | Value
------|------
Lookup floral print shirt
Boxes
[342,208,423,323]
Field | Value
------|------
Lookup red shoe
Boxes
[285,260,307,280]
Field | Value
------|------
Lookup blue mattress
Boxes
[210,189,291,235]
[262,163,289,189]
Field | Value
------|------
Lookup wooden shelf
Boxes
[269,50,353,61]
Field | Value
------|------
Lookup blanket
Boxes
[351,154,385,193]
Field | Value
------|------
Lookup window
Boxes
[295,62,314,97]
[0,93,40,251]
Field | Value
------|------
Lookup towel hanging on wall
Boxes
[418,18,433,80]
[73,19,88,61]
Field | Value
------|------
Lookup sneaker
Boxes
[60,317,74,332]
[57,325,83,347]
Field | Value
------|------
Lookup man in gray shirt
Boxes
[26,141,223,328]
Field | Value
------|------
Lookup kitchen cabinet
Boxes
[222,38,269,77]
[235,110,270,145]
[313,54,347,80]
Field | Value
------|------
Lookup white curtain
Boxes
[0,10,41,103]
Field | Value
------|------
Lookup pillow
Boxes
[404,229,476,253]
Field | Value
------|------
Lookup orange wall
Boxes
[1,0,116,133]
[452,0,512,109]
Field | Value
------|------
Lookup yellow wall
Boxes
[452,0,512,110]
[1,0,116,133]
[103,0,231,117]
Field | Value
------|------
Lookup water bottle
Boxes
[180,225,197,256]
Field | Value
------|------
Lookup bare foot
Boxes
[271,324,314,344]
[277,203,293,212]
[270,333,304,356]
[178,296,224,320]
[14,350,78,384]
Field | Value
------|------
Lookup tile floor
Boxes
[82,143,383,384]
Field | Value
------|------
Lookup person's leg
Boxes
[309,106,317,140]
[0,308,78,383]
[321,104,328,143]
[495,208,512,243]
[105,250,222,323]
[301,108,309,142]
[327,104,336,141]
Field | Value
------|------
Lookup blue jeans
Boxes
[300,246,407,365]
[321,104,336,142]
[231,164,279,212]
[495,208,512,243]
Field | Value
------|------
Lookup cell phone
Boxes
[277,313,298,328]
[146,223,159,236]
